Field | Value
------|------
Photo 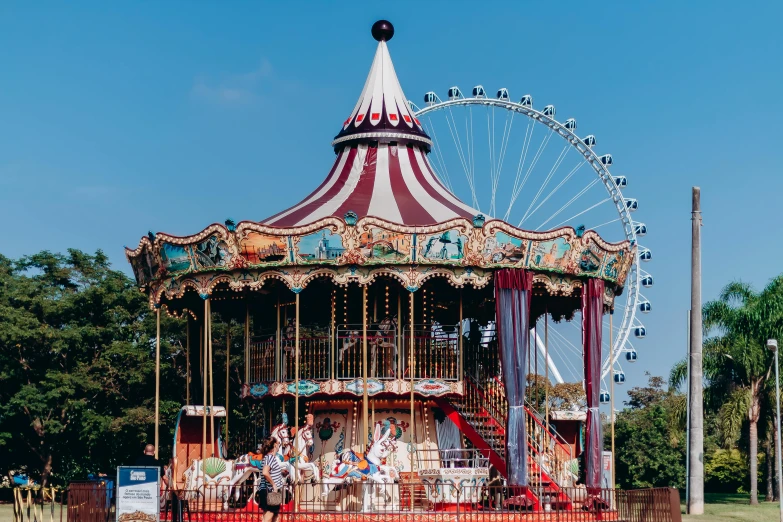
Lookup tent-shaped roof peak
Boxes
[332,21,431,150]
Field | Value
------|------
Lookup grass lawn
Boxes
[682,493,781,522]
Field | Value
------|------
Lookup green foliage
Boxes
[0,250,189,485]
[705,449,750,494]
[611,374,686,490]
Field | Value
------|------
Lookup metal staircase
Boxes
[435,375,577,509]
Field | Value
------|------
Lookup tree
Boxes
[611,374,686,490]
[672,278,783,504]
[0,250,186,485]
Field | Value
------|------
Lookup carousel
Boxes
[126,20,639,518]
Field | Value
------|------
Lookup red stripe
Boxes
[262,149,348,224]
[387,146,435,225]
[407,147,474,219]
[271,147,359,226]
[334,146,377,219]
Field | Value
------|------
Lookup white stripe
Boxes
[381,43,400,127]
[265,150,350,225]
[368,145,403,223]
[397,146,455,222]
[414,149,484,217]
[369,43,385,127]
[295,144,369,226]
[350,45,382,129]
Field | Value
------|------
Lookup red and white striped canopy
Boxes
[262,30,481,228]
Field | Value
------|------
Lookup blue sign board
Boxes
[116,466,160,522]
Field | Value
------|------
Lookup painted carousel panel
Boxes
[417,229,468,264]
[160,242,193,273]
[358,228,413,264]
[192,234,233,270]
[600,248,629,284]
[129,252,156,286]
[528,236,574,273]
[296,229,346,264]
[575,238,607,277]
[482,232,529,266]
[238,232,288,265]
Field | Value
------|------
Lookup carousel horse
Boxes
[372,316,398,377]
[338,330,360,364]
[272,414,325,492]
[182,456,257,510]
[323,423,399,511]
[230,452,265,501]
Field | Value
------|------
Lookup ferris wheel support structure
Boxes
[412,93,650,380]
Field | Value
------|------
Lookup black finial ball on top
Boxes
[371,20,394,42]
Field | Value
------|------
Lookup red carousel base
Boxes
[161,499,619,522]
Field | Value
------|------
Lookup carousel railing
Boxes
[416,447,490,469]
[402,325,461,381]
[249,324,462,384]
[480,376,576,488]
[155,482,658,519]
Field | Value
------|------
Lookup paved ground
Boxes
[0,504,14,522]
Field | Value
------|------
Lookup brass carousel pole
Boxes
[362,286,369,451]
[202,299,208,463]
[245,300,250,385]
[154,306,161,460]
[294,291,301,513]
[295,292,301,431]
[409,290,415,498]
[610,312,616,490]
[208,299,215,457]
[225,328,230,450]
[458,289,463,379]
[186,315,190,406]
[545,310,550,436]
[276,291,281,382]
[409,291,415,462]
[397,293,402,380]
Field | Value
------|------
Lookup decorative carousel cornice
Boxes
[127,213,635,308]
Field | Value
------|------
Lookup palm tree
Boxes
[672,277,783,504]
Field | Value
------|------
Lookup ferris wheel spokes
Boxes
[413,86,650,387]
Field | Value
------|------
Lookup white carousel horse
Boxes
[272,415,325,493]
[182,457,257,510]
[338,330,360,364]
[289,418,327,496]
[372,316,398,377]
[229,453,264,502]
[322,423,399,511]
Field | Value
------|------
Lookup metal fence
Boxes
[157,483,679,522]
[13,483,112,522]
[12,483,681,522]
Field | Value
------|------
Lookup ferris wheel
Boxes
[409,87,652,392]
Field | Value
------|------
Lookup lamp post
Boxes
[768,338,782,522]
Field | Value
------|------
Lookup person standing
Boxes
[259,437,284,522]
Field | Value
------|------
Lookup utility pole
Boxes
[688,187,704,515]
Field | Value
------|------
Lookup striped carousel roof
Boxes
[261,21,481,228]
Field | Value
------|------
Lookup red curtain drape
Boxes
[582,278,604,492]
[495,269,533,487]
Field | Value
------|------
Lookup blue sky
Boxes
[1,2,782,402]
